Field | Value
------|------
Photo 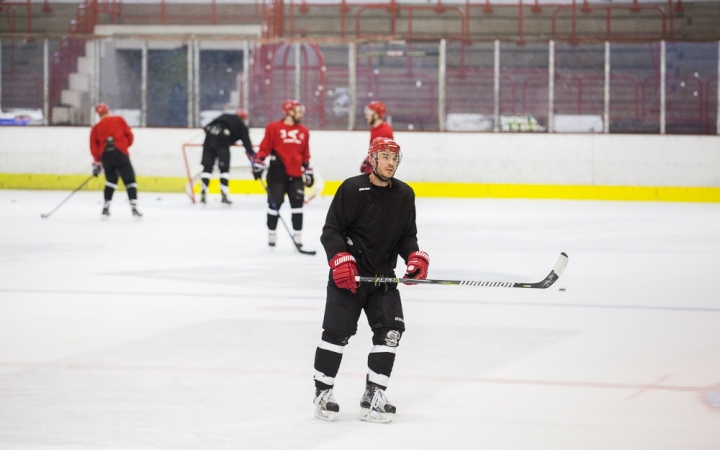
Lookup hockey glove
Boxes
[360,158,370,174]
[303,166,315,188]
[403,250,430,285]
[251,155,266,180]
[330,252,359,293]
[92,162,102,177]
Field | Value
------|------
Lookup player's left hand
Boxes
[403,250,429,285]
[303,166,315,188]
[251,156,266,180]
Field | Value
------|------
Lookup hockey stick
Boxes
[356,252,568,289]
[40,175,95,219]
[248,154,316,256]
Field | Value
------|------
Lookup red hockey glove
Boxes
[360,158,370,174]
[330,252,359,293]
[403,250,429,285]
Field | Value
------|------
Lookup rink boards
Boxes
[1,127,719,202]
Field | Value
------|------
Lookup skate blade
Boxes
[314,410,337,422]
[133,216,142,221]
[101,215,109,221]
[359,408,393,423]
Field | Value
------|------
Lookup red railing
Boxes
[551,1,668,42]
[116,0,263,25]
[0,0,31,32]
[0,0,682,41]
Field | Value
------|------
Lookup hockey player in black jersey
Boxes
[200,109,255,205]
[313,137,430,423]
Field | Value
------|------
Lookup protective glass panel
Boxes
[500,41,548,132]
[48,38,90,125]
[248,42,298,128]
[609,43,659,134]
[147,41,188,127]
[1,39,45,125]
[554,42,605,133]
[445,41,494,132]
[99,39,142,127]
[197,43,244,127]
[356,41,439,131]
[665,41,718,135]
[315,44,348,130]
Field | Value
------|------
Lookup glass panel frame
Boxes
[665,41,718,135]
[501,41,549,132]
[355,41,439,132]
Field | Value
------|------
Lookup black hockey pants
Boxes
[101,150,137,203]
[266,157,304,231]
[200,139,231,194]
[313,280,405,391]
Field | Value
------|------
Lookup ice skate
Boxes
[293,231,303,248]
[359,383,395,423]
[101,202,110,220]
[131,206,143,220]
[314,388,339,422]
[200,192,207,205]
[221,193,232,206]
[268,231,277,248]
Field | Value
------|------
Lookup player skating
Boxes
[89,103,141,219]
[252,100,314,248]
[359,101,394,174]
[200,109,255,205]
[313,137,430,423]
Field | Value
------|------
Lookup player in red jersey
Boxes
[89,103,141,219]
[252,100,315,247]
[360,101,394,174]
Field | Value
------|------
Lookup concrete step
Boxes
[77,56,94,74]
[69,72,90,91]
[61,89,89,109]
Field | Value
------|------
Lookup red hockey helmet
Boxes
[368,137,402,165]
[236,109,248,121]
[95,102,109,115]
[282,99,305,115]
[365,101,387,118]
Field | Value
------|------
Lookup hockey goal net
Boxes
[181,143,324,204]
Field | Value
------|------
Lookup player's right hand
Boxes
[251,156,266,180]
[330,252,359,293]
[92,162,102,177]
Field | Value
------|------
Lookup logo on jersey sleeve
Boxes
[279,129,304,144]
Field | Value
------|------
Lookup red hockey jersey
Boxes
[90,116,134,162]
[370,121,394,144]
[362,122,394,174]
[258,120,311,177]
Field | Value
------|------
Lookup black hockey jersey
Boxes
[204,114,254,156]
[321,174,419,277]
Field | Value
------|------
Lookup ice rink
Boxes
[1,189,719,449]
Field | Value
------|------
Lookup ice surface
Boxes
[1,190,719,449]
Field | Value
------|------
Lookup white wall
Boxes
[1,127,719,186]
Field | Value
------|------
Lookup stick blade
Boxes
[553,252,569,277]
[296,246,317,256]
